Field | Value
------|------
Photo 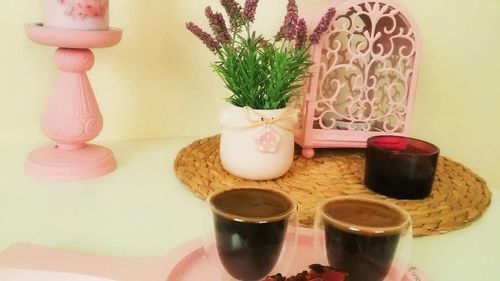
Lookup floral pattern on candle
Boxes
[57,0,108,19]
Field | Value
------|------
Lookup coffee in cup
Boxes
[315,197,412,281]
[208,187,298,281]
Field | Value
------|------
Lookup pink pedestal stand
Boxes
[24,23,122,181]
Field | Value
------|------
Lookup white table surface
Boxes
[0,138,498,281]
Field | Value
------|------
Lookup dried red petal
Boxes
[263,264,345,281]
[321,267,346,281]
[309,264,325,274]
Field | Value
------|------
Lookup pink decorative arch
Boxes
[295,0,421,158]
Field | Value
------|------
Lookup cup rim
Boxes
[318,196,412,236]
[367,135,440,156]
[208,186,298,223]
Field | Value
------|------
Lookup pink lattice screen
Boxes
[295,0,421,158]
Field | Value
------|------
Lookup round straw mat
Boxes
[174,135,492,236]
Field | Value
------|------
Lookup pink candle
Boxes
[43,0,109,30]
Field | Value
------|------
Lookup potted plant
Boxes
[186,0,335,180]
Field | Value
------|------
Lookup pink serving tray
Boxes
[0,228,430,281]
[167,228,430,281]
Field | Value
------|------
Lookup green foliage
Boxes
[213,25,311,110]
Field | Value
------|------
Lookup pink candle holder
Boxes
[24,23,122,181]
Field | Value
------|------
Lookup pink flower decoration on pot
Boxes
[57,0,108,19]
[255,126,281,153]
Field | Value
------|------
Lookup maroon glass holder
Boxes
[364,136,440,200]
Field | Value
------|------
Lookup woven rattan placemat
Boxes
[174,135,492,236]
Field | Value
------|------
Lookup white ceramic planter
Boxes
[219,104,298,180]
[43,0,109,30]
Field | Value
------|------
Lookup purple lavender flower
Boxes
[186,22,221,53]
[276,0,299,41]
[220,0,242,30]
[309,8,336,45]
[295,18,307,48]
[205,6,231,44]
[242,0,259,23]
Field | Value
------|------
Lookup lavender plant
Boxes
[186,0,336,110]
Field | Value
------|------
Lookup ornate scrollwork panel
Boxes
[312,1,418,133]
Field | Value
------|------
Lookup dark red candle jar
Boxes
[365,136,440,200]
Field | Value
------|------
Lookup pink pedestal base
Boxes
[25,23,122,181]
[25,145,116,181]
